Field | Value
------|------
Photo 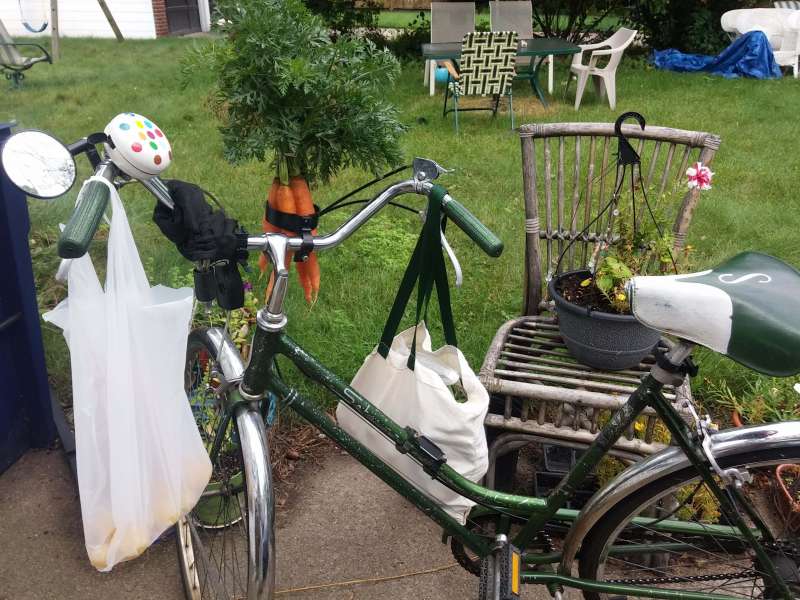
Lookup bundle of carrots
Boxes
[259,174,321,303]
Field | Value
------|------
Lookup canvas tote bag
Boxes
[43,177,211,571]
[336,187,489,524]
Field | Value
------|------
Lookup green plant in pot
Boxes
[548,197,680,371]
[547,113,707,371]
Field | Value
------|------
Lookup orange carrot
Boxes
[289,176,320,303]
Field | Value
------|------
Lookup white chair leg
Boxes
[574,71,590,110]
[430,63,436,96]
[794,59,799,79]
[424,59,430,86]
[548,54,554,94]
[604,73,617,110]
[593,76,605,100]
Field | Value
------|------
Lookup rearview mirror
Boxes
[1,130,77,200]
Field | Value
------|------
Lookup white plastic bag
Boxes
[336,324,489,525]
[43,177,211,571]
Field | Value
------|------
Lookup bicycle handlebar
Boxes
[244,179,504,259]
[57,162,114,258]
[438,188,503,258]
[57,161,503,263]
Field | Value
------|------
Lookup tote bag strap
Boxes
[377,185,457,369]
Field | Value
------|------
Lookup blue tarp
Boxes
[652,31,782,79]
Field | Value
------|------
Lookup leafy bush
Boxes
[705,377,800,424]
[185,0,405,184]
[628,0,758,54]
[532,0,624,44]
[304,0,379,39]
[374,10,430,60]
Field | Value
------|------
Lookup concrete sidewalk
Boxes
[0,449,548,599]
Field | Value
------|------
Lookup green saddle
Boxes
[630,252,800,377]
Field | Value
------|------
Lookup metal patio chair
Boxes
[442,31,518,135]
[489,1,554,94]
[426,2,476,96]
[479,121,721,489]
[0,19,51,88]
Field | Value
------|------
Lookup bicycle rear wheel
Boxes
[178,327,276,600]
[579,447,800,599]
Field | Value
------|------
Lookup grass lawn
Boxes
[3,37,800,420]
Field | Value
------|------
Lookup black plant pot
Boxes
[549,270,661,371]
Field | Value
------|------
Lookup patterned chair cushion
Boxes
[458,31,518,97]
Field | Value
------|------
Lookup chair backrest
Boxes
[592,27,637,72]
[517,122,721,315]
[775,1,800,9]
[0,19,25,67]
[604,27,638,51]
[489,1,533,38]
[457,31,518,97]
[431,2,476,44]
[737,8,787,49]
[782,10,800,51]
[721,9,746,34]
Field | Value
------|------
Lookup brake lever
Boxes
[412,157,453,182]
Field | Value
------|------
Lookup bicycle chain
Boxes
[607,569,757,586]
[451,516,556,577]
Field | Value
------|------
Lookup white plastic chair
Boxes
[721,9,747,40]
[570,27,637,111]
[489,1,554,94]
[736,8,789,49]
[426,2,475,96]
[774,11,800,77]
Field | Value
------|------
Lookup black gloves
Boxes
[153,179,247,310]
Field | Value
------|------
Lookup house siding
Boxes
[1,0,157,39]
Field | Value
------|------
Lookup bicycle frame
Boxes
[208,319,791,600]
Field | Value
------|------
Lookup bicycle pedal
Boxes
[478,535,521,600]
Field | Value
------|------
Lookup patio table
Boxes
[422,37,581,108]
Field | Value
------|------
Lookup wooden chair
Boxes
[0,19,51,89]
[479,121,721,488]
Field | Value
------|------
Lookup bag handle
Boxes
[377,186,457,369]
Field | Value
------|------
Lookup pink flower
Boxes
[243,281,253,291]
[686,162,713,191]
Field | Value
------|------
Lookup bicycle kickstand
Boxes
[478,535,522,600]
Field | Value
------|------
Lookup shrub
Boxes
[533,0,625,44]
[304,0,380,39]
[185,0,405,184]
[628,0,758,54]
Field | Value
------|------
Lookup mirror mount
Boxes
[66,133,107,170]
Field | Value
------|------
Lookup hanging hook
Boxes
[614,111,646,167]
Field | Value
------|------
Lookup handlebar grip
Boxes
[58,180,110,258]
[439,190,503,258]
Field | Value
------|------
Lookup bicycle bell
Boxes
[103,112,172,180]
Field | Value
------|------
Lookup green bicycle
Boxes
[4,125,800,600]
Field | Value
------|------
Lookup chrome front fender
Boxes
[206,326,246,383]
[559,421,800,576]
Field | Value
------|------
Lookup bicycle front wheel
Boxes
[178,327,276,600]
[579,446,800,599]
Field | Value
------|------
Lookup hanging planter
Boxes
[549,269,660,370]
[549,113,713,371]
